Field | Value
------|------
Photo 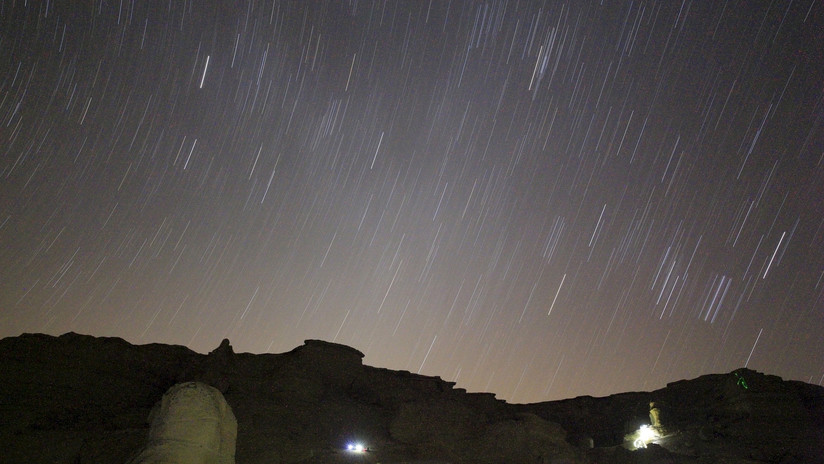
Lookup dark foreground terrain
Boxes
[1,332,822,463]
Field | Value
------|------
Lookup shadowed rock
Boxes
[1,332,822,464]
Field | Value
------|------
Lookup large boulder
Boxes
[126,382,237,464]
[476,413,582,464]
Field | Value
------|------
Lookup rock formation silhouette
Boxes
[1,332,822,463]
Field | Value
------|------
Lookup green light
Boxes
[734,371,748,389]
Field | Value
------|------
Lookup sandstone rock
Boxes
[390,398,485,446]
[1,332,822,464]
[476,413,582,464]
[125,381,237,464]
[179,338,236,394]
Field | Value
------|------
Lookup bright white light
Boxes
[346,443,365,453]
[632,424,659,449]
[639,425,656,441]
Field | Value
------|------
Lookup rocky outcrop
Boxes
[521,368,824,463]
[1,332,822,464]
[125,381,237,464]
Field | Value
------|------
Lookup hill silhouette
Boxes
[1,332,822,463]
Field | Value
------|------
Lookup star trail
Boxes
[1,0,823,403]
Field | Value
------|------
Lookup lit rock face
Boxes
[126,382,237,464]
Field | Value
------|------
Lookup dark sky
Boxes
[1,0,822,403]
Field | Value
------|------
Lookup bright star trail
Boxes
[1,1,822,403]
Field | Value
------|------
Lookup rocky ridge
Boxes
[1,332,822,463]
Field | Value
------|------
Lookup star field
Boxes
[1,0,823,403]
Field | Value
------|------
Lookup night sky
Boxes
[1,0,823,403]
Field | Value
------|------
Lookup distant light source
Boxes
[630,424,659,449]
[346,443,366,453]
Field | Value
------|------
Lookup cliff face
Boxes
[1,332,822,464]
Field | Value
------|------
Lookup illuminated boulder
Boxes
[126,381,237,464]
